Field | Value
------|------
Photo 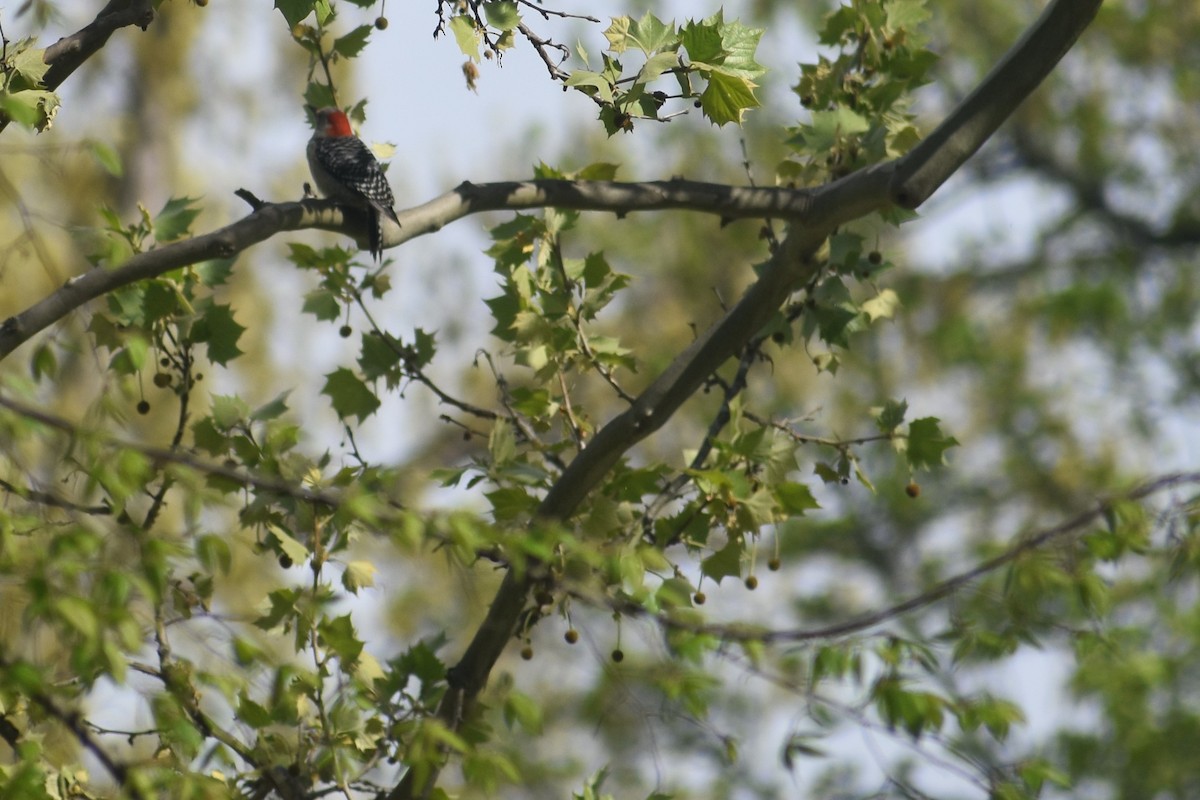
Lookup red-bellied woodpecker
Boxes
[306,107,399,261]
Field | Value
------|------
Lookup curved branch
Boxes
[1,0,156,133]
[601,471,1200,644]
[0,179,835,361]
[891,0,1102,208]
[1,199,328,359]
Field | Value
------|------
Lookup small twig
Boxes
[513,1,599,23]
[0,476,112,515]
[517,22,569,81]
[0,656,135,793]
[556,370,584,447]
[234,188,266,210]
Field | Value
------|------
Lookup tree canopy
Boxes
[2,1,1199,799]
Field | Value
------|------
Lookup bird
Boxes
[306,106,399,261]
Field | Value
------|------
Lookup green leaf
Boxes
[359,332,403,382]
[681,18,724,64]
[211,394,250,429]
[237,693,272,729]
[191,303,246,365]
[196,534,232,574]
[605,13,677,55]
[483,1,520,31]
[251,391,291,421]
[641,51,682,83]
[488,418,517,466]
[449,15,480,61]
[716,20,765,79]
[54,596,98,640]
[153,196,202,242]
[255,588,301,630]
[275,0,328,27]
[396,636,448,685]
[775,482,820,515]
[268,525,311,566]
[701,538,742,583]
[905,417,958,469]
[302,287,341,320]
[9,42,50,87]
[322,368,380,421]
[578,162,620,181]
[502,691,543,733]
[875,398,908,432]
[699,71,759,126]
[342,560,377,594]
[194,258,235,287]
[319,614,364,664]
[862,288,900,322]
[333,25,372,58]
[90,140,123,177]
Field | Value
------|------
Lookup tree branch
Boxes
[594,471,1200,644]
[0,0,156,133]
[891,0,1102,208]
[0,180,832,361]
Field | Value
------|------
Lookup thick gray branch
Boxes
[0,200,342,360]
[0,181,826,361]
[891,0,1102,207]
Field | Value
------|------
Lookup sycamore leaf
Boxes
[10,43,50,87]
[875,398,908,432]
[275,0,330,27]
[333,26,372,58]
[701,538,743,583]
[302,288,341,321]
[322,368,380,421]
[319,614,364,664]
[450,15,480,61]
[192,304,246,365]
[716,20,765,79]
[483,1,520,31]
[906,417,959,469]
[90,141,123,176]
[681,18,724,64]
[153,196,202,242]
[342,561,378,594]
[606,13,677,55]
[700,71,759,126]
[641,51,682,83]
[775,482,820,515]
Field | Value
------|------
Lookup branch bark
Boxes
[0,179,830,361]
[0,0,156,133]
